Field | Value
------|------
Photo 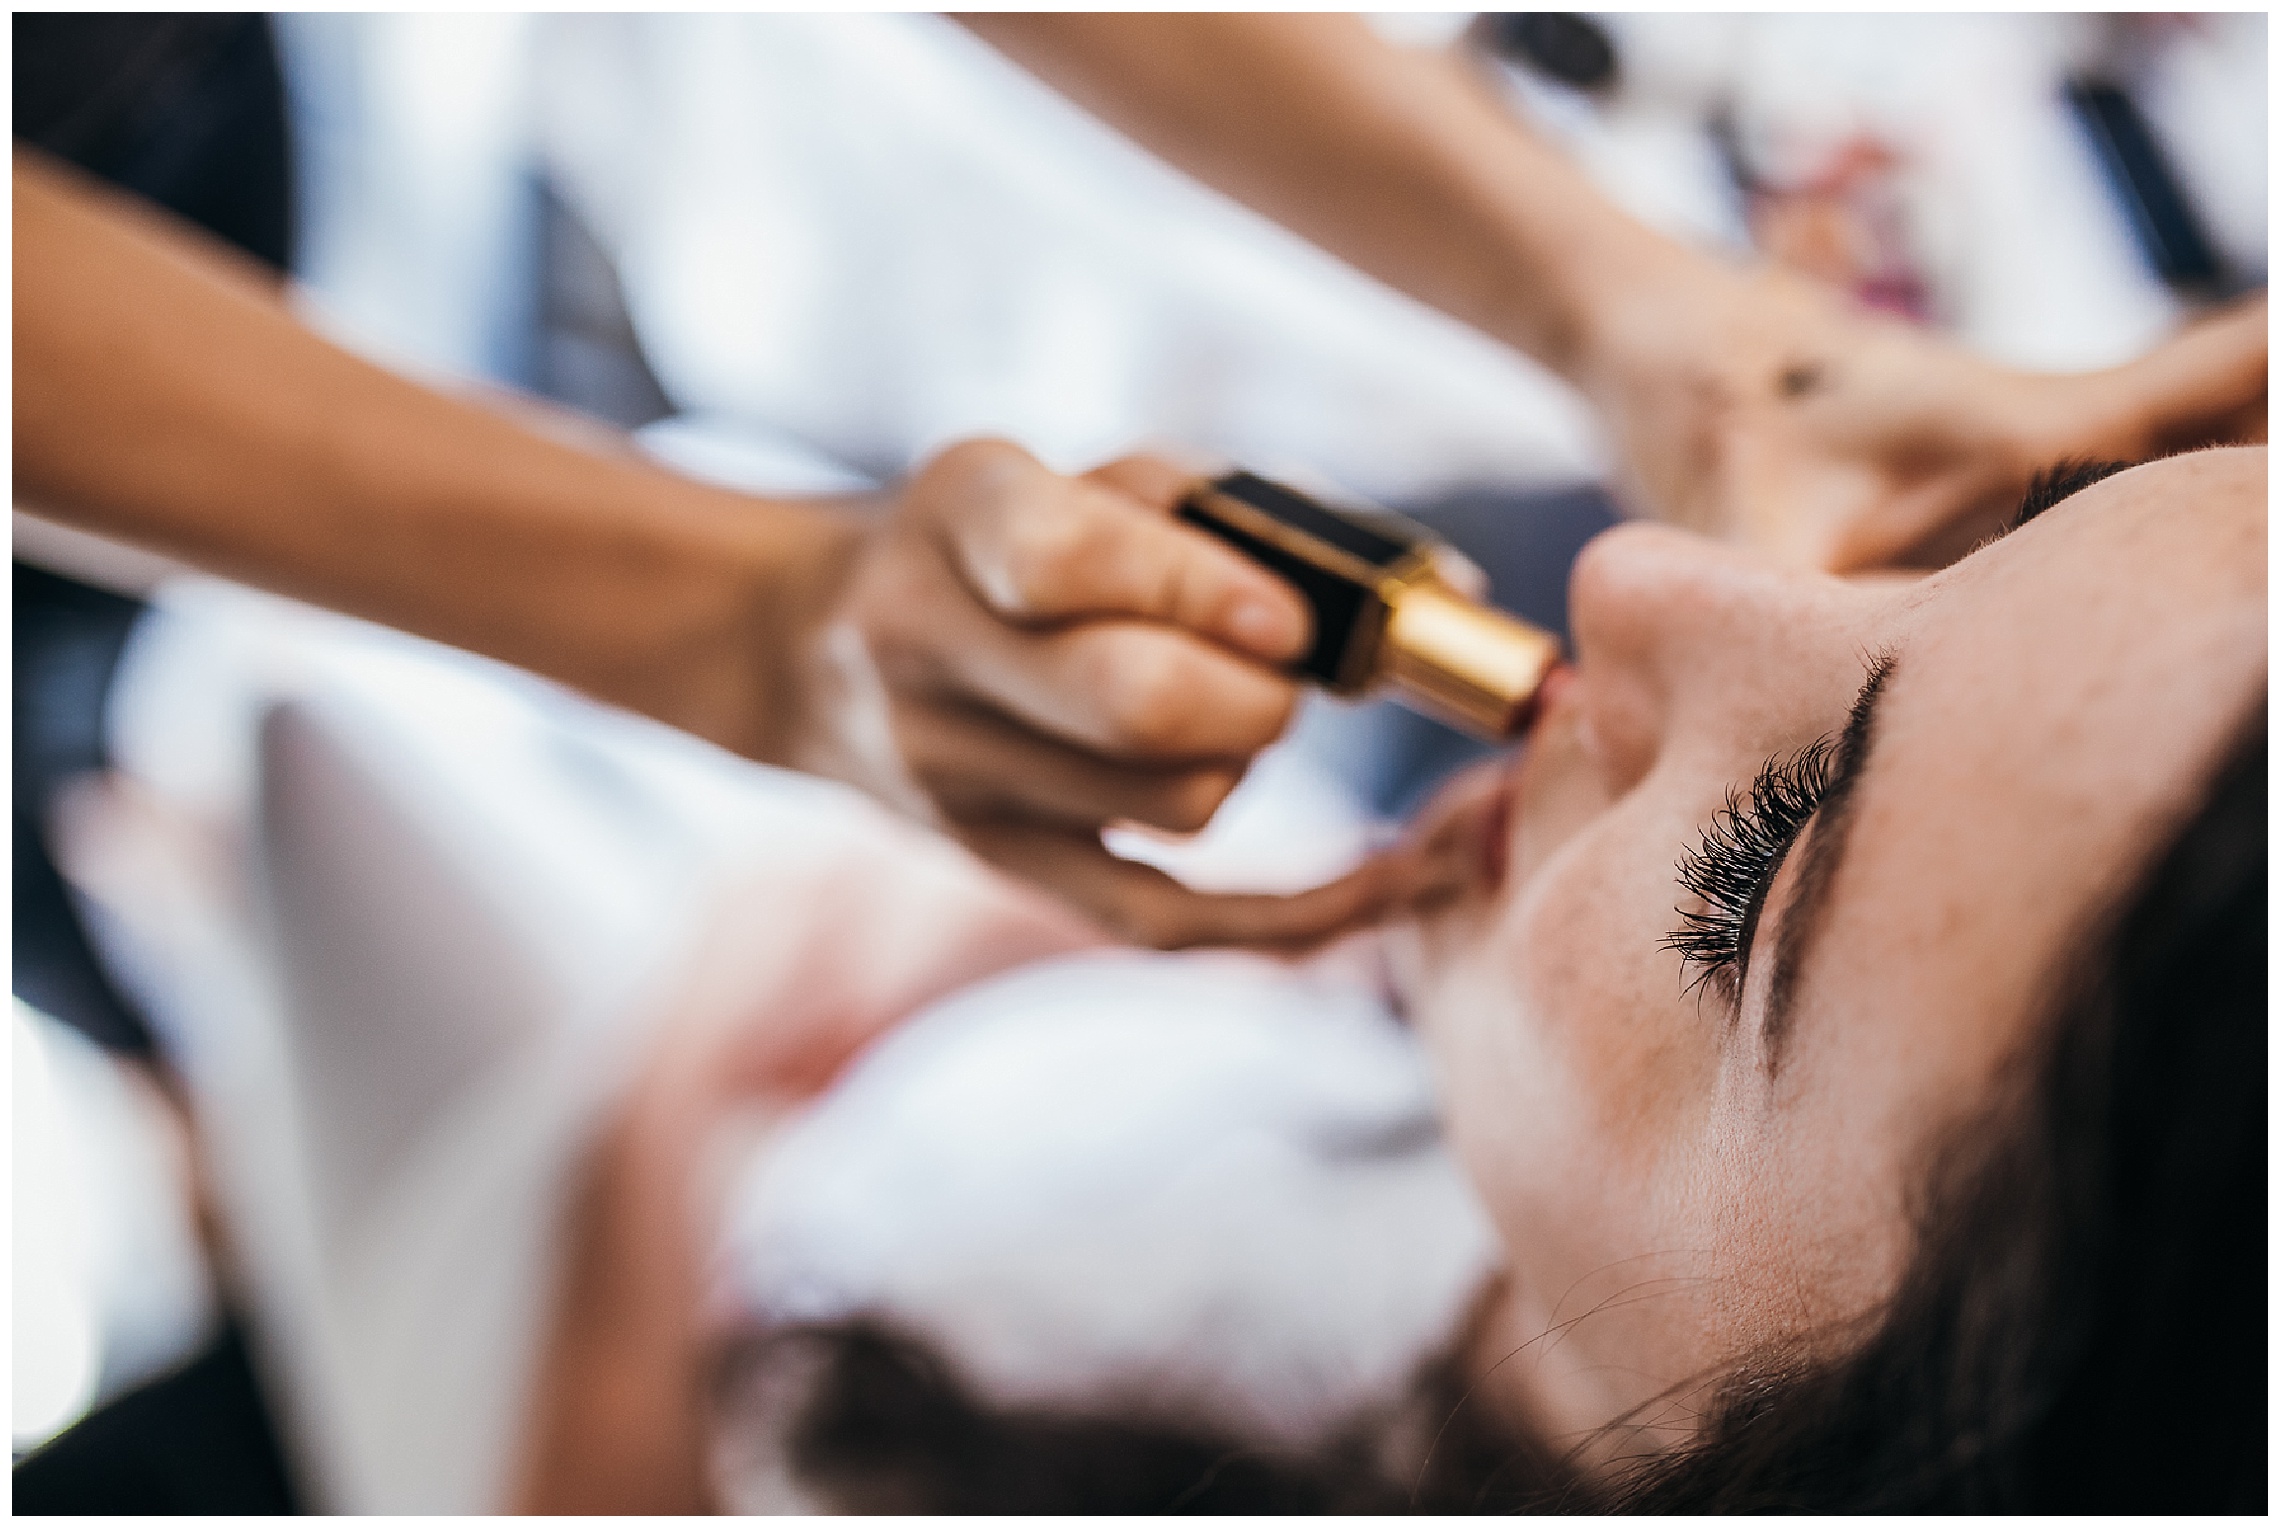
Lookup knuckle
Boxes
[1096,452,1190,511]
[1151,541,1212,628]
[997,510,1098,615]
[930,435,1025,495]
[913,439,1038,560]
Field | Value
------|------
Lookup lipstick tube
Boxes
[1178,470,1563,739]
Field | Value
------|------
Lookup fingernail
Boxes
[1230,597,1303,658]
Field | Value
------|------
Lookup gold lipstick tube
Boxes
[1177,471,1563,739]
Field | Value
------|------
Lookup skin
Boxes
[17,18,2264,945]
[12,149,1362,949]
[513,806,1107,1512]
[972,14,2267,570]
[1390,447,2267,1462]
[510,452,2262,1509]
[510,771,1481,1511]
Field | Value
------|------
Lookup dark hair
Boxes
[713,1319,1578,1514]
[1613,703,2266,1512]
[728,708,2267,1513]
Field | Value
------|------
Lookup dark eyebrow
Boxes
[1759,651,1896,1074]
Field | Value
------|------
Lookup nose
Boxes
[1562,524,1816,791]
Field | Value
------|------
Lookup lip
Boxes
[1530,661,1579,730]
[1479,769,1515,891]
[1479,663,1577,894]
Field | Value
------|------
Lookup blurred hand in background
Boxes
[1575,264,2267,570]
[981,14,2267,577]
[19,16,2266,954]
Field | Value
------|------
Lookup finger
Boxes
[1847,466,2024,573]
[977,619,1299,763]
[1403,758,1510,861]
[962,818,1419,952]
[1082,452,1206,513]
[875,568,1301,762]
[1390,759,1521,915]
[929,440,1310,663]
[2137,296,2270,453]
[1428,543,1491,600]
[899,697,1247,835]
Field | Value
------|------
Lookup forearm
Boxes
[964,12,1690,379]
[13,147,858,761]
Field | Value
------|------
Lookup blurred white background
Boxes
[279,12,2265,489]
[16,12,2266,1492]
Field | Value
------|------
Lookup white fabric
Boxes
[277,12,1606,500]
[69,578,1490,1512]
[534,12,1605,497]
[72,587,753,1510]
[281,13,2261,487]
[718,950,1495,1456]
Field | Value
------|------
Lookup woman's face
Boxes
[1398,448,2264,1451]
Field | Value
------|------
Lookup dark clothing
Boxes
[11,1320,301,1515]
[15,12,292,269]
[14,14,305,1512]
[12,13,294,1056]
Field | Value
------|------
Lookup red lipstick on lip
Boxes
[1526,661,1577,732]
[1479,777,1513,890]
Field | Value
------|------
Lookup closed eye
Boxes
[1663,739,1837,1005]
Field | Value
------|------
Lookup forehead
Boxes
[1784,450,2264,1125]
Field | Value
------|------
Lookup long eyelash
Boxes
[1662,738,1837,1003]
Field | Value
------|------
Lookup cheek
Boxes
[1418,810,1723,1303]
[1689,1036,1919,1363]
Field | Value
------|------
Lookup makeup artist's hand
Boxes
[785,438,1419,950]
[1579,262,2268,571]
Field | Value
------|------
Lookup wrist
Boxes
[676,489,867,769]
[2016,298,2271,469]
[2011,368,2158,470]
[576,469,867,769]
[1547,226,1756,399]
